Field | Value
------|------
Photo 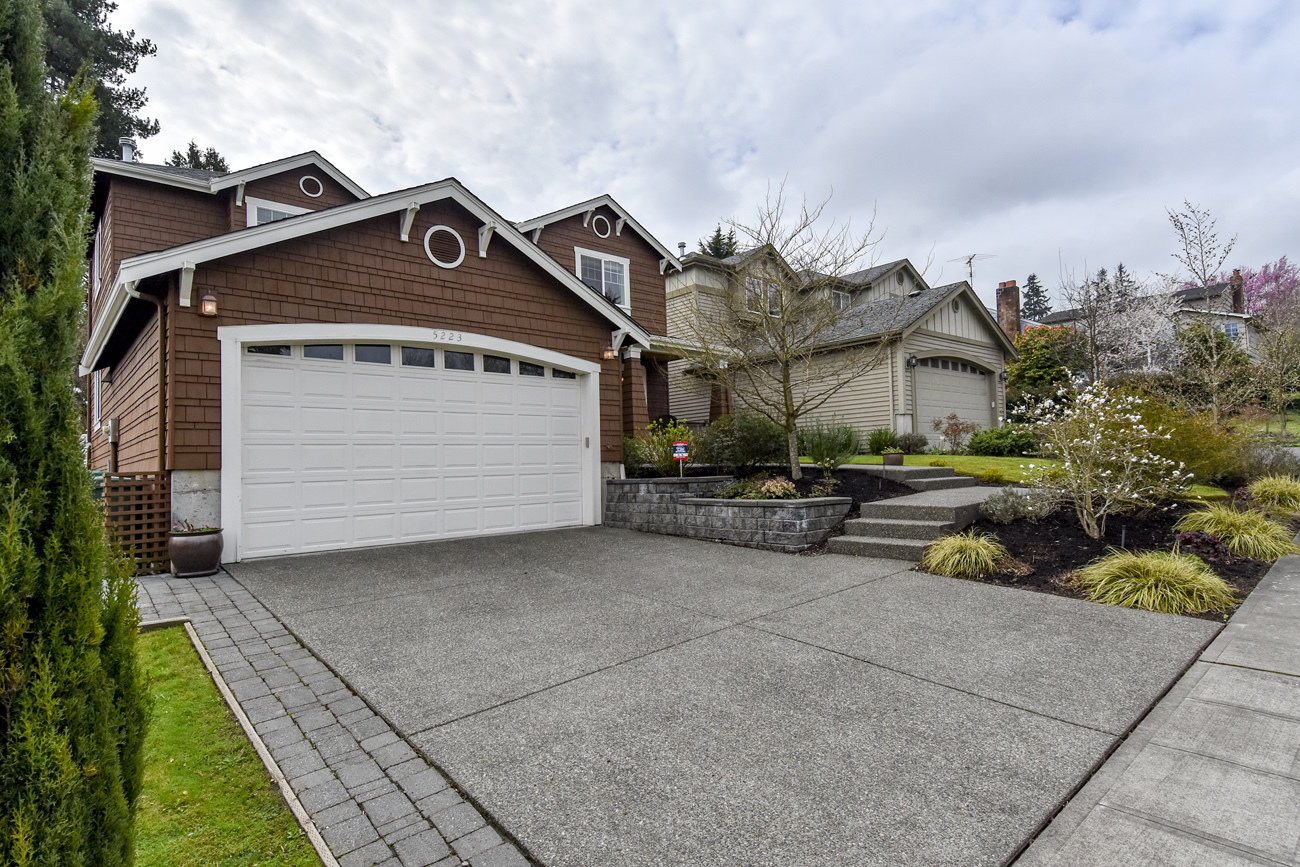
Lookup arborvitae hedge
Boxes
[0,0,149,862]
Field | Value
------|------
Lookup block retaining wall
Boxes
[604,477,852,553]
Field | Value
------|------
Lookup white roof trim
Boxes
[79,180,649,375]
[91,150,370,200]
[516,194,682,273]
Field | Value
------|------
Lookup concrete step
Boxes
[841,465,955,482]
[905,476,979,491]
[843,517,957,540]
[827,535,930,560]
[858,486,991,525]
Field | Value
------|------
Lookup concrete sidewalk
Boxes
[1016,549,1300,866]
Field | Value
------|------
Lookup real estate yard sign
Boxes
[673,441,689,476]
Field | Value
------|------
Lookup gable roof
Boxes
[817,281,1018,357]
[516,194,682,273]
[91,150,370,200]
[840,258,914,286]
[80,178,651,375]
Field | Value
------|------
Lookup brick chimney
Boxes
[996,280,1020,341]
[1229,268,1244,314]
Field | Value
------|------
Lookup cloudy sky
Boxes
[113,0,1298,307]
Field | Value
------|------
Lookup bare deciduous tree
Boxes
[1165,200,1238,297]
[1253,280,1300,433]
[680,185,897,480]
[1058,263,1177,381]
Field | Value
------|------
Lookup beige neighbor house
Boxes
[666,251,1019,445]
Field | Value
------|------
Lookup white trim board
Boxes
[244,196,312,227]
[218,323,602,563]
[81,179,651,375]
[92,150,370,200]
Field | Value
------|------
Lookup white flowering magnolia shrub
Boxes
[1017,383,1192,539]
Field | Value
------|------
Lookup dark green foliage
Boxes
[1006,325,1085,410]
[866,427,897,455]
[895,432,930,455]
[695,411,785,473]
[1,1,148,861]
[1020,273,1051,321]
[798,419,862,474]
[41,0,158,158]
[696,224,738,259]
[967,425,1038,457]
[165,140,227,172]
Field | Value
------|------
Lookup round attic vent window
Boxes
[592,214,611,238]
[896,271,905,285]
[951,299,961,313]
[299,175,324,198]
[423,225,465,269]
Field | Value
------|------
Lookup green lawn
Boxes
[838,454,1228,500]
[137,627,319,867]
[1231,410,1300,445]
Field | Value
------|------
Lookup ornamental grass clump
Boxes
[1017,382,1192,539]
[1075,550,1235,615]
[919,531,1009,579]
[1247,476,1300,515]
[1174,505,1299,562]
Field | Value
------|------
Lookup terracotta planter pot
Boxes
[882,453,905,466]
[169,529,223,578]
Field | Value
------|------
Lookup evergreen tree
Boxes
[1020,273,1051,320]
[697,224,738,259]
[0,1,148,862]
[165,140,228,172]
[41,0,158,158]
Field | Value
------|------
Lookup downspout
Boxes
[887,342,896,430]
[124,281,167,473]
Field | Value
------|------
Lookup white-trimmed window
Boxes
[90,221,103,301]
[245,196,311,227]
[832,289,850,311]
[746,277,781,316]
[1223,322,1240,340]
[575,247,630,311]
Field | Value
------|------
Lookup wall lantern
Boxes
[998,370,1008,383]
[906,354,919,368]
[601,347,618,360]
[199,293,218,317]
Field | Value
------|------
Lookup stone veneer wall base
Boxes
[604,477,852,552]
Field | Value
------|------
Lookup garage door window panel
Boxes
[402,347,437,368]
[445,351,474,371]
[355,344,391,364]
[304,344,344,360]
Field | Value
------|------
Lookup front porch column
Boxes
[622,346,649,435]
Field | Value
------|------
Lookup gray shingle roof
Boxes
[1175,282,1229,303]
[1038,307,1082,324]
[133,162,228,182]
[819,282,963,344]
[840,259,907,286]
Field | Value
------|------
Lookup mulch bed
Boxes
[792,467,915,515]
[968,503,1276,621]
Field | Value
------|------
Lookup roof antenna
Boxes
[948,252,995,285]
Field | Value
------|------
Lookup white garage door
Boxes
[239,341,585,558]
[916,356,993,436]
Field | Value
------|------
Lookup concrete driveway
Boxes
[229,527,1219,867]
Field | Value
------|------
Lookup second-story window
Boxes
[745,277,781,316]
[832,289,850,311]
[575,247,630,311]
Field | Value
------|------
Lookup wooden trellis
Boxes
[101,472,171,575]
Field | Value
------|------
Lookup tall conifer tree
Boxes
[1020,273,1051,321]
[0,0,147,861]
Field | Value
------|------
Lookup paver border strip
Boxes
[141,614,340,867]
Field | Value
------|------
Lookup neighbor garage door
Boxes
[916,356,993,435]
[239,341,585,559]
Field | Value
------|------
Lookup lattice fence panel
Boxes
[102,473,171,575]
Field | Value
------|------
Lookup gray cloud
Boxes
[115,0,1300,306]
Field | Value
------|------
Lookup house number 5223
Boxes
[431,330,463,342]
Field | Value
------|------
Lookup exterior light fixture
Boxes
[998,370,1008,383]
[906,354,919,368]
[601,347,618,360]
[199,293,218,316]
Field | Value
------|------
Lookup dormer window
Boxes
[576,247,630,311]
[832,289,851,311]
[245,196,310,227]
[746,277,780,316]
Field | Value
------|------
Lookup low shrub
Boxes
[979,468,1007,484]
[1176,530,1232,563]
[967,425,1038,457]
[919,531,1009,579]
[1247,476,1300,514]
[624,418,694,476]
[714,474,800,500]
[980,487,1059,524]
[695,412,786,474]
[928,458,948,467]
[1126,395,1250,485]
[799,419,862,475]
[931,413,980,452]
[1074,550,1235,615]
[895,432,930,454]
[867,428,897,455]
[1174,505,1300,562]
